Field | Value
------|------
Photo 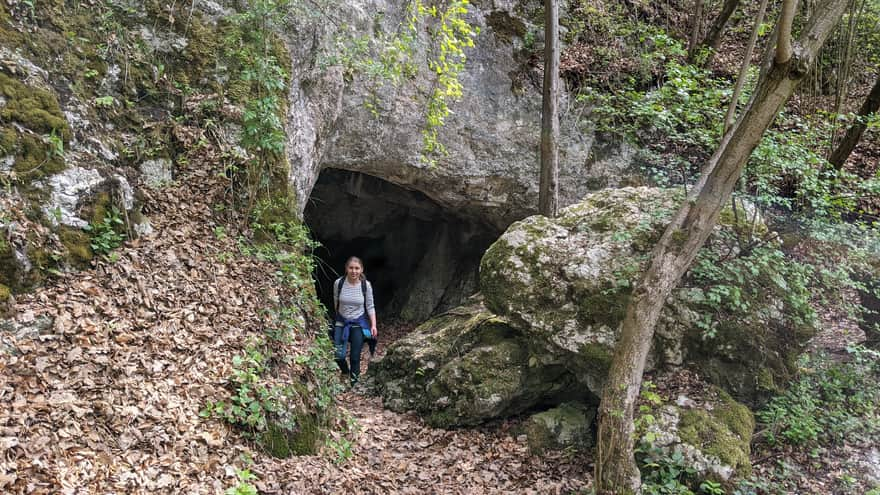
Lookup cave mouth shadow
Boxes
[304,168,500,322]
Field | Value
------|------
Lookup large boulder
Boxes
[480,187,816,405]
[374,187,816,425]
[369,300,588,427]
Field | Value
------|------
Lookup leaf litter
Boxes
[0,159,590,494]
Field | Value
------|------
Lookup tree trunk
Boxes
[593,1,849,493]
[723,0,769,135]
[693,0,741,66]
[829,72,880,169]
[687,0,705,59]
[539,0,560,217]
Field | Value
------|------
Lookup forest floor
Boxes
[0,162,590,494]
[2,158,879,494]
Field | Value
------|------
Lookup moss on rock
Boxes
[0,237,18,290]
[259,413,323,458]
[58,227,93,265]
[677,390,755,477]
[372,300,584,427]
[524,402,596,454]
[0,283,11,317]
[0,72,70,140]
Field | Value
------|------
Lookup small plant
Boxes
[699,480,725,495]
[225,468,258,495]
[86,207,126,255]
[43,129,64,159]
[640,446,697,495]
[325,434,354,464]
[94,95,116,107]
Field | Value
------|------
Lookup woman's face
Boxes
[346,261,363,280]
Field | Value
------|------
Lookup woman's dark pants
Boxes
[334,324,364,385]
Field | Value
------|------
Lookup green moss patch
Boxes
[0,72,70,140]
[58,227,94,266]
[677,391,755,477]
[259,413,323,458]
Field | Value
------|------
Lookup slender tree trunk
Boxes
[687,0,705,58]
[693,0,741,66]
[539,0,560,217]
[724,0,769,135]
[593,1,849,493]
[829,72,880,169]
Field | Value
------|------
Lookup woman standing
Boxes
[332,256,377,386]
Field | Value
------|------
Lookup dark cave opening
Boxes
[304,169,500,321]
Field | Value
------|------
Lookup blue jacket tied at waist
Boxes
[334,313,370,360]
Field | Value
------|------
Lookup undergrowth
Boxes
[757,345,880,448]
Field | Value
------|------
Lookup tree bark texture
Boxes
[776,0,797,64]
[593,1,849,493]
[724,0,769,135]
[687,0,705,58]
[694,0,741,66]
[539,0,560,218]
[829,72,880,169]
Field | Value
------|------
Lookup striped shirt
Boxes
[334,278,376,320]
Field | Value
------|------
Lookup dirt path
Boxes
[261,389,590,494]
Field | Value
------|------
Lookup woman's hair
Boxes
[345,256,365,280]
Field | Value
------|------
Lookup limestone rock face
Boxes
[285,0,632,231]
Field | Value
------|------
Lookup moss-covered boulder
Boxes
[480,187,816,406]
[370,300,587,427]
[524,402,596,454]
[642,389,755,481]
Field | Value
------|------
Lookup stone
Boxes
[480,187,815,406]
[369,299,587,427]
[524,402,596,454]
[140,158,174,188]
[643,390,755,481]
[43,167,105,228]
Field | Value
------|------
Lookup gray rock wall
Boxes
[286,0,617,231]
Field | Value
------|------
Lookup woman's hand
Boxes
[371,325,378,339]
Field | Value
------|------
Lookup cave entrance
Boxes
[304,169,499,321]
